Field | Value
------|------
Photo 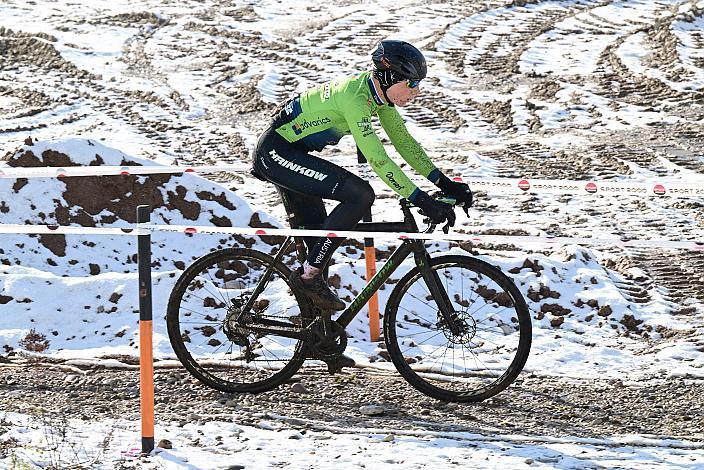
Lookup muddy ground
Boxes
[1,0,703,448]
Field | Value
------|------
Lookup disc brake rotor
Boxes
[437,311,477,345]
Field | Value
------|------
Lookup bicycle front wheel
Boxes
[384,255,531,402]
[166,248,307,393]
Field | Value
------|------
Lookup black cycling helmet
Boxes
[372,40,427,93]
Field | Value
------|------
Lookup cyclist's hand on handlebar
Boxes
[413,191,456,227]
[436,173,473,215]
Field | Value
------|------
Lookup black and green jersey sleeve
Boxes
[377,106,437,178]
[273,71,438,200]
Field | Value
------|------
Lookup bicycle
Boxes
[166,191,531,402]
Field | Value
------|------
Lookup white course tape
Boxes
[0,223,701,251]
[0,165,701,197]
[0,165,225,178]
[0,224,146,236]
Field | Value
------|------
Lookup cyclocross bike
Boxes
[166,191,531,402]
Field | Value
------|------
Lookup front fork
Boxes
[413,241,460,336]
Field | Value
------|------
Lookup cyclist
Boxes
[252,39,473,311]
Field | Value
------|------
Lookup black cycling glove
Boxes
[436,173,473,213]
[413,191,456,226]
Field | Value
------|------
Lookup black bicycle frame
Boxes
[241,199,457,338]
[335,231,455,333]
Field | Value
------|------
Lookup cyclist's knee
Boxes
[339,176,375,209]
[359,181,375,209]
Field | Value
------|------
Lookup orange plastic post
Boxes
[137,205,155,454]
[364,243,380,342]
[356,146,381,342]
[139,320,155,449]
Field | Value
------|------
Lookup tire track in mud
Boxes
[450,1,703,314]
[629,249,704,305]
[0,0,702,321]
[432,0,545,79]
[466,1,602,79]
[0,17,193,154]
[592,3,700,108]
[553,195,703,309]
[0,27,96,134]
[514,0,700,136]
[472,137,703,310]
[596,34,694,110]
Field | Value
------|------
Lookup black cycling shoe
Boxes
[325,354,356,374]
[290,268,345,311]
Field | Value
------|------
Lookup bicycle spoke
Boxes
[405,290,436,311]
[168,249,304,393]
[178,305,220,320]
[399,331,445,355]
[205,268,231,310]
[178,319,222,325]
[386,258,530,401]
[182,289,224,309]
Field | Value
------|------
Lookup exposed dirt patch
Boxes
[509,258,544,275]
[467,99,514,131]
[530,80,562,101]
[2,363,703,442]
[36,235,66,257]
[0,27,94,78]
[527,284,561,302]
[540,303,571,316]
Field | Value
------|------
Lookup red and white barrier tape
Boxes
[464,177,703,197]
[0,165,701,197]
[0,223,701,251]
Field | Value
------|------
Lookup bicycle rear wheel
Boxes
[166,248,307,393]
[384,255,531,402]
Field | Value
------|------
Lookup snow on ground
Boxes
[3,411,704,470]
[0,139,701,382]
[1,0,703,468]
[1,138,702,467]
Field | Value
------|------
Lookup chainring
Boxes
[306,318,347,361]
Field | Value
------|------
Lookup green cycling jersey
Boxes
[273,71,439,200]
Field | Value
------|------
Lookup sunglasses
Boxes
[406,79,422,88]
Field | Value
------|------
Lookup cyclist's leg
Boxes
[253,128,375,271]
[276,187,327,256]
[308,175,375,269]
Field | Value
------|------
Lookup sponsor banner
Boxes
[0,165,700,197]
[0,223,701,251]
[464,178,703,197]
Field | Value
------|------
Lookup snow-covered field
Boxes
[4,410,704,469]
[1,0,703,468]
